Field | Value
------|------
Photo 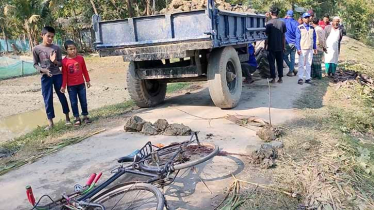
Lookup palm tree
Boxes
[8,0,49,50]
[0,4,15,52]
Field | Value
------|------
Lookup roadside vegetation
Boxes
[238,38,374,209]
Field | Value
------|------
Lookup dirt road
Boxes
[0,72,307,209]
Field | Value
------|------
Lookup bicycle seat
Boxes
[118,156,134,163]
[118,149,140,163]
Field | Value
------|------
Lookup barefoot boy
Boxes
[33,26,70,130]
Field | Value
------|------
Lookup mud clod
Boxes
[154,119,169,132]
[260,158,276,169]
[256,126,283,142]
[164,123,192,136]
[124,116,146,132]
[141,122,159,135]
[269,141,284,149]
[125,116,192,136]
[250,143,278,165]
[256,126,276,142]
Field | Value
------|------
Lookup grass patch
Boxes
[239,190,299,210]
[166,82,191,93]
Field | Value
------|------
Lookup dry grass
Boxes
[219,37,374,210]
[273,77,374,210]
[340,37,374,78]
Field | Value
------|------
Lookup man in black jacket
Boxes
[265,6,287,83]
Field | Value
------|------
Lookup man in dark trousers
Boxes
[265,6,287,83]
[282,10,299,77]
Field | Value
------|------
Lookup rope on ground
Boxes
[173,107,227,126]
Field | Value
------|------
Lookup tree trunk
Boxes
[24,20,34,51]
[152,0,155,14]
[146,0,151,16]
[2,27,9,52]
[291,1,295,11]
[90,0,98,15]
[127,0,133,17]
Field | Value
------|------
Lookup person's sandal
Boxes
[65,121,72,126]
[83,117,92,124]
[74,119,81,126]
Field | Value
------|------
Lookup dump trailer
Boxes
[92,0,266,109]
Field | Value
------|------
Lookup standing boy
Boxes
[295,13,317,85]
[265,6,287,83]
[60,40,92,126]
[33,26,70,130]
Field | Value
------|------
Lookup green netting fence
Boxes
[0,57,37,80]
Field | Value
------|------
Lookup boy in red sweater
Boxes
[60,40,91,126]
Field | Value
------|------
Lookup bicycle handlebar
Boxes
[86,173,97,186]
[26,185,36,206]
[94,173,102,184]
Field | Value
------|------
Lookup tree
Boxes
[0,3,13,52]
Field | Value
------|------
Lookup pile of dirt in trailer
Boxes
[159,0,256,14]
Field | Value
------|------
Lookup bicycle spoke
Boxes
[99,185,160,210]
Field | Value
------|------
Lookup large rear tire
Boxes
[126,61,167,108]
[207,47,242,109]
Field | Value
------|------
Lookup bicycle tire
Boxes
[90,183,165,210]
[140,142,219,171]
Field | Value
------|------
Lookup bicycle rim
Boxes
[140,142,219,171]
[90,183,164,210]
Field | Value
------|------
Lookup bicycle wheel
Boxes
[140,142,219,171]
[90,183,165,210]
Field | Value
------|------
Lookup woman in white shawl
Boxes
[324,16,344,77]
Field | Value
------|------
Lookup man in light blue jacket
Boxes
[282,10,299,77]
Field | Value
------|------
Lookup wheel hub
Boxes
[226,72,236,82]
[226,61,237,92]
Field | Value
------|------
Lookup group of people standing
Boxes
[264,6,345,85]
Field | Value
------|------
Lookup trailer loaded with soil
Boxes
[92,0,266,109]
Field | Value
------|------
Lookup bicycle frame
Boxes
[28,132,200,209]
[80,132,200,201]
